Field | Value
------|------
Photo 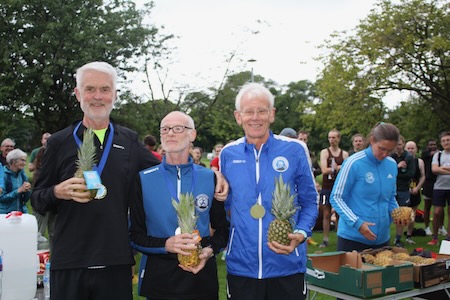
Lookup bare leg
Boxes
[424,198,432,228]
[321,204,331,247]
[433,206,444,238]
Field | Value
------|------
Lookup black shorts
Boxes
[422,180,435,199]
[432,190,450,207]
[227,273,306,300]
[396,190,411,206]
[337,236,390,252]
[409,191,421,207]
[50,265,132,300]
[319,189,332,205]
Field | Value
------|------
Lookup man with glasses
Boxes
[130,111,229,300]
[0,138,15,166]
[219,83,318,300]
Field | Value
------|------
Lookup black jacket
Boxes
[31,121,160,270]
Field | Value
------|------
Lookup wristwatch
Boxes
[293,229,308,244]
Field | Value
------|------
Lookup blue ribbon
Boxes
[72,121,114,176]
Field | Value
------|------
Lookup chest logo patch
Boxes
[272,156,289,172]
[195,194,209,212]
[365,172,375,184]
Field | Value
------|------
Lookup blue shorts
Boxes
[396,190,410,206]
[432,190,450,207]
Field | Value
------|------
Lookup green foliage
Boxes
[387,97,445,146]
[183,71,255,152]
[0,0,167,135]
[272,80,316,135]
[112,91,177,139]
[316,0,450,134]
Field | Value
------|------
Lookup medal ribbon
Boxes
[72,121,114,176]
[249,146,270,205]
[161,160,197,203]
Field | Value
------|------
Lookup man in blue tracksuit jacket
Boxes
[130,111,229,300]
[220,83,318,300]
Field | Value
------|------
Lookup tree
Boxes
[316,0,450,129]
[0,0,168,141]
[272,80,317,135]
[387,96,444,147]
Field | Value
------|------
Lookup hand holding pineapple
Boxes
[268,232,307,255]
[53,127,99,203]
[171,193,203,268]
[391,206,414,227]
[165,232,201,257]
[53,177,92,203]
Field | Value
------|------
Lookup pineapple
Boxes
[361,253,376,264]
[405,256,435,265]
[172,193,201,267]
[392,252,410,261]
[373,255,392,267]
[74,128,98,199]
[268,175,298,245]
[376,250,394,258]
[391,207,415,223]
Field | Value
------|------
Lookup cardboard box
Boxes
[361,246,450,288]
[413,254,450,288]
[306,251,414,298]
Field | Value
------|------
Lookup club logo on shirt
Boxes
[365,172,375,184]
[272,156,289,172]
[195,194,209,212]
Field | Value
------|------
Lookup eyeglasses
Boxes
[160,125,193,135]
[239,109,270,117]
[376,144,395,155]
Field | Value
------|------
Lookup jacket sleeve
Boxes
[30,137,62,214]
[0,187,19,204]
[294,148,319,237]
[330,159,364,230]
[129,174,168,255]
[0,167,4,191]
[202,173,229,254]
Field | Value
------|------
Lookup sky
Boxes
[132,0,404,108]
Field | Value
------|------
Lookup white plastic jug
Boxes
[0,212,37,300]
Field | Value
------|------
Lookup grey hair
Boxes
[1,138,15,147]
[76,61,118,91]
[235,83,274,111]
[6,149,27,164]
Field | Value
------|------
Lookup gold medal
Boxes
[94,184,107,200]
[250,204,266,219]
